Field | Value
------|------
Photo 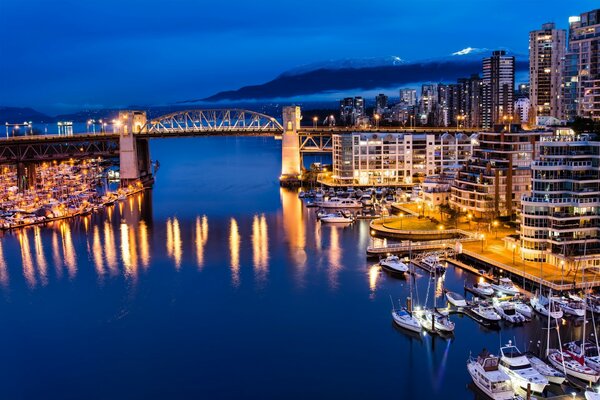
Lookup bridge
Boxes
[0,106,481,189]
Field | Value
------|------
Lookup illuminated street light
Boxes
[374,113,380,129]
[493,220,499,239]
[313,116,318,128]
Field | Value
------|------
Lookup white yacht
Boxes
[511,298,533,319]
[359,194,373,207]
[470,300,502,323]
[490,277,520,296]
[469,280,494,297]
[391,308,421,333]
[498,343,548,393]
[379,255,409,274]
[530,294,563,319]
[318,197,363,209]
[492,299,526,324]
[525,354,566,385]
[467,350,515,400]
[446,291,467,308]
[553,297,586,318]
[414,308,455,334]
[548,349,600,383]
[420,255,446,275]
[320,211,354,224]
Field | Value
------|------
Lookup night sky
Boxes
[0,0,596,114]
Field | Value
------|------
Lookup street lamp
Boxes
[438,224,444,241]
[374,113,380,129]
[493,220,499,239]
[399,212,404,229]
[480,233,485,252]
[512,243,516,264]
[313,116,318,128]
[467,212,473,229]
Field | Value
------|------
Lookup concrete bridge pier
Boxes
[119,111,153,188]
[280,106,302,186]
[16,162,36,192]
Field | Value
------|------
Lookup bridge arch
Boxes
[142,109,283,134]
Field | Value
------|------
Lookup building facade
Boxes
[529,23,566,122]
[520,129,600,272]
[482,50,515,128]
[450,125,551,218]
[563,9,600,121]
[339,97,366,126]
[330,132,476,186]
[399,88,417,107]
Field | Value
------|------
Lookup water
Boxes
[0,136,591,399]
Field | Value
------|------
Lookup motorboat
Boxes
[359,194,373,207]
[414,308,455,333]
[320,211,354,224]
[467,350,514,400]
[298,191,306,198]
[525,354,566,385]
[420,255,446,275]
[468,280,494,297]
[318,197,363,209]
[492,299,526,324]
[547,349,600,383]
[530,294,563,319]
[379,255,409,274]
[553,296,586,318]
[511,297,533,319]
[470,300,502,323]
[446,291,467,308]
[564,341,600,372]
[587,296,600,314]
[490,277,520,296]
[498,343,548,393]
[391,308,421,333]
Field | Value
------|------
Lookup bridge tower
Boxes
[119,110,152,187]
[280,106,302,185]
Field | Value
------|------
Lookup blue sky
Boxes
[0,0,597,114]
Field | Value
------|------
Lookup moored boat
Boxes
[446,291,467,307]
[547,349,600,383]
[525,354,566,385]
[490,277,520,296]
[379,255,409,274]
[493,299,526,324]
[467,350,515,400]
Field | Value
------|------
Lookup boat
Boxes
[414,308,455,333]
[498,342,548,393]
[467,350,515,400]
[530,294,563,319]
[470,300,502,323]
[587,296,600,314]
[525,354,566,385]
[379,255,409,274]
[391,307,422,333]
[553,296,586,318]
[586,389,600,400]
[510,297,533,319]
[359,194,373,207]
[564,341,600,373]
[420,255,445,275]
[490,277,520,296]
[298,191,306,198]
[492,299,527,324]
[318,197,363,209]
[468,280,495,297]
[320,211,354,224]
[547,350,600,383]
[446,291,467,308]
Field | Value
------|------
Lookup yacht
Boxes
[547,349,600,383]
[490,277,520,296]
[470,300,502,323]
[318,197,363,209]
[320,211,354,224]
[492,299,526,324]
[446,291,467,308]
[414,308,455,334]
[564,341,600,372]
[531,294,563,319]
[359,194,373,207]
[391,308,421,333]
[511,297,533,319]
[467,350,514,400]
[379,255,409,274]
[525,354,566,385]
[469,280,494,297]
[553,297,586,318]
[498,343,548,393]
[420,255,446,275]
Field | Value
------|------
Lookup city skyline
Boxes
[0,0,597,114]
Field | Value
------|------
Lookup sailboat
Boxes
[414,256,454,334]
[390,246,421,333]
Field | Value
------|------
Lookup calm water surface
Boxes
[0,137,589,399]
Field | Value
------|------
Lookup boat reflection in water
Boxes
[280,188,307,287]
[252,214,269,286]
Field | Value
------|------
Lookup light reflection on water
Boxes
[229,217,240,287]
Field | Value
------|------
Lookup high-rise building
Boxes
[399,88,417,107]
[520,129,600,271]
[529,23,566,122]
[482,50,515,128]
[563,9,600,121]
[450,124,551,218]
[419,84,437,125]
[375,93,388,114]
[339,96,366,126]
